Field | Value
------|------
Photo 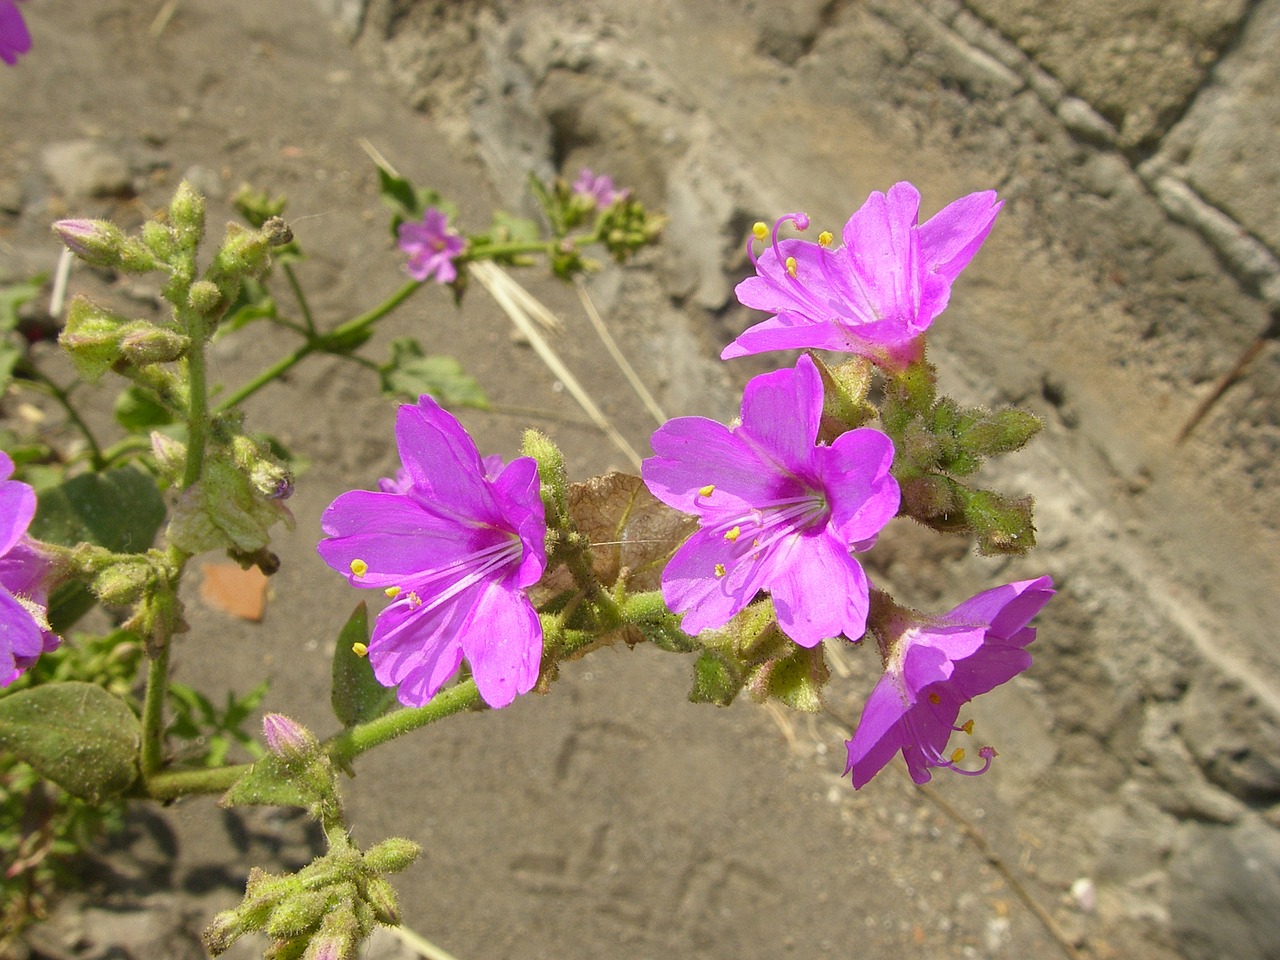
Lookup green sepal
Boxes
[219,753,314,810]
[745,642,830,713]
[0,681,140,801]
[331,603,396,728]
[688,649,742,706]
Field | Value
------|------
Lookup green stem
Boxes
[17,366,105,470]
[214,279,424,413]
[140,641,172,778]
[461,232,600,263]
[182,323,209,489]
[143,679,484,801]
[283,263,317,336]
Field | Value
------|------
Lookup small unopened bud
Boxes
[361,837,421,875]
[688,649,742,707]
[900,475,958,519]
[120,326,189,366]
[169,181,207,252]
[151,432,187,481]
[266,890,333,939]
[202,910,245,956]
[263,713,319,761]
[359,875,401,926]
[188,279,224,315]
[53,219,125,265]
[520,429,566,521]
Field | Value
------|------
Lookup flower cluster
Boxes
[322,178,1050,789]
[0,0,30,66]
[1,452,58,685]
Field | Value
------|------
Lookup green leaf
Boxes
[219,753,312,810]
[31,465,166,552]
[0,681,140,801]
[377,167,419,218]
[114,384,175,432]
[331,603,396,728]
[378,339,489,409]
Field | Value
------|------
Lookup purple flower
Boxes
[397,208,465,285]
[317,396,546,709]
[642,355,900,646]
[571,168,627,209]
[844,576,1055,789]
[724,182,1003,370]
[0,0,30,66]
[0,452,58,686]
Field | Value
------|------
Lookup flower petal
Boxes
[368,597,468,707]
[737,356,822,473]
[458,580,542,708]
[844,673,913,789]
[768,532,869,646]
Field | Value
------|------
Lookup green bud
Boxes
[521,429,567,523]
[358,875,401,926]
[52,219,158,272]
[58,297,129,381]
[231,435,294,500]
[688,649,742,706]
[119,326,189,366]
[150,431,187,484]
[188,279,225,315]
[262,713,320,763]
[266,890,333,940]
[886,359,938,413]
[202,909,245,956]
[900,474,958,520]
[141,220,179,264]
[362,837,422,875]
[169,181,207,253]
[90,555,156,606]
[963,488,1037,556]
[960,408,1043,457]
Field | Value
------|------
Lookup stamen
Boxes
[818,230,833,247]
[928,692,942,705]
[724,525,741,542]
[752,222,769,241]
[958,719,974,735]
[951,748,966,764]
[714,563,726,578]
[349,559,368,579]
[384,586,401,599]
[699,484,715,498]
[352,642,369,657]
[785,256,797,278]
[408,592,422,607]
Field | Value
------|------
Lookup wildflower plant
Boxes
[0,160,1053,958]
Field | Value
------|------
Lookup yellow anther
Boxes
[384,586,401,599]
[752,221,769,241]
[698,484,715,498]
[724,526,741,542]
[352,642,369,658]
[960,719,975,735]
[714,563,727,578]
[349,559,368,579]
[818,230,833,247]
[785,256,797,277]
[951,748,967,764]
[928,691,942,705]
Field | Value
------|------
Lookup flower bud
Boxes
[361,837,421,875]
[187,279,225,315]
[169,180,207,253]
[266,890,333,939]
[688,649,742,706]
[358,875,400,926]
[262,713,319,762]
[119,326,189,366]
[520,429,566,522]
